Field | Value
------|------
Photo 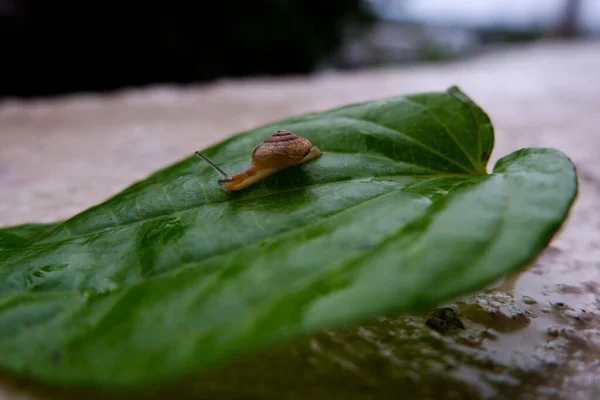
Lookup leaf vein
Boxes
[333,117,476,174]
[399,98,483,173]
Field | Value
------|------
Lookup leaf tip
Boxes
[446,85,474,105]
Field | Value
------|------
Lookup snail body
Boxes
[195,130,322,191]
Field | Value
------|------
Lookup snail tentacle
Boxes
[194,151,230,180]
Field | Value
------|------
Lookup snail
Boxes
[195,130,322,191]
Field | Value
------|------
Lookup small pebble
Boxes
[522,295,537,305]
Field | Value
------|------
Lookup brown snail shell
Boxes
[251,130,314,169]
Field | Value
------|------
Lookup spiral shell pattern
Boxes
[251,130,313,168]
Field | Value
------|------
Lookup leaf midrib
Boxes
[21,171,473,251]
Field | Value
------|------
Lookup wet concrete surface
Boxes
[0,39,599,399]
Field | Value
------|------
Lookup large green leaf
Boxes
[0,86,577,388]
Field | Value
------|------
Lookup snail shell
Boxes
[251,130,314,169]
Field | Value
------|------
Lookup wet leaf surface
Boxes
[0,86,577,388]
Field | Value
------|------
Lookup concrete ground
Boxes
[1,39,599,399]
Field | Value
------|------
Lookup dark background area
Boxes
[0,0,594,100]
[0,0,373,99]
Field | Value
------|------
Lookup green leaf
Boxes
[0,86,577,388]
[0,222,60,252]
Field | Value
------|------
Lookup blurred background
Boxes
[0,0,598,100]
